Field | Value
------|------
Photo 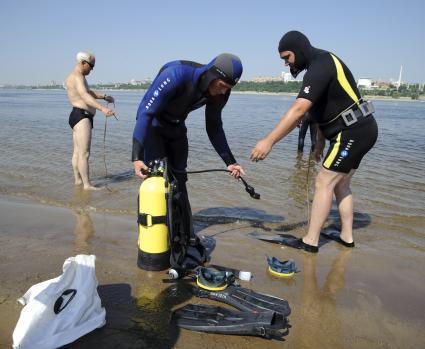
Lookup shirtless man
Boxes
[65,51,115,190]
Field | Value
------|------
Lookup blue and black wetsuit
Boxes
[132,59,237,185]
[132,58,239,240]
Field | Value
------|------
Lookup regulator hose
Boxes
[183,168,260,200]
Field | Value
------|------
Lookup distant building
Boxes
[282,72,294,82]
[251,75,283,82]
[251,71,305,83]
[357,78,373,89]
[129,78,152,85]
[375,80,393,89]
[282,71,303,82]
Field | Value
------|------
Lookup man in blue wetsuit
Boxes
[132,53,245,246]
[251,31,378,253]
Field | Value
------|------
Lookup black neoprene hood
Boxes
[278,30,313,71]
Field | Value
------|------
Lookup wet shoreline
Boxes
[1,194,425,348]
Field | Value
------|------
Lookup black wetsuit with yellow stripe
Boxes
[297,50,378,173]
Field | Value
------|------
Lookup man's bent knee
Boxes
[315,167,345,191]
[334,170,354,194]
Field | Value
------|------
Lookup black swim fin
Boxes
[321,229,355,248]
[249,231,319,253]
[172,304,288,340]
[193,285,291,317]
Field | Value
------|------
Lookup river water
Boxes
[0,89,424,252]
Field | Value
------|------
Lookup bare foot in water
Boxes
[75,180,83,186]
[83,185,102,191]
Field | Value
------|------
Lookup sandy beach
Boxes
[1,194,424,348]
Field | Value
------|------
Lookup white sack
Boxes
[12,254,106,349]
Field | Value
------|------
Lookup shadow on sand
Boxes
[193,206,284,234]
[248,209,372,248]
[64,283,193,349]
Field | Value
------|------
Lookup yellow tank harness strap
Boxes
[138,213,167,227]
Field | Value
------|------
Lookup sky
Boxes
[1,0,424,85]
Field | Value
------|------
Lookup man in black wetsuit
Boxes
[297,111,317,153]
[251,31,378,253]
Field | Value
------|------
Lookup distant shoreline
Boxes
[1,87,423,102]
[232,91,424,102]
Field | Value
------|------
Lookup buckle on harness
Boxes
[341,109,358,126]
[140,213,153,227]
[359,100,375,116]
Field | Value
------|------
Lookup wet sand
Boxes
[1,195,425,349]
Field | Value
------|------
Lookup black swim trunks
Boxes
[323,116,378,173]
[69,107,94,129]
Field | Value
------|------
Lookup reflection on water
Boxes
[295,250,352,348]
[133,280,192,348]
[72,187,94,254]
[71,186,92,208]
[288,153,318,211]
[73,211,94,253]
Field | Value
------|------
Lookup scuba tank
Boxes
[137,159,171,271]
[137,159,261,273]
[137,158,206,272]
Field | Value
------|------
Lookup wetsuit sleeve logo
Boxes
[145,77,172,110]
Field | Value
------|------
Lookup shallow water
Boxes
[1,89,425,348]
[0,89,424,253]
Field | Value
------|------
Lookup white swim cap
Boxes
[76,51,95,63]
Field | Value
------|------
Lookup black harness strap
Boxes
[138,213,167,227]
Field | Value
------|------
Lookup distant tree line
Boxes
[359,83,425,100]
[232,81,303,93]
[27,81,425,100]
[95,83,152,90]
[89,80,304,93]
